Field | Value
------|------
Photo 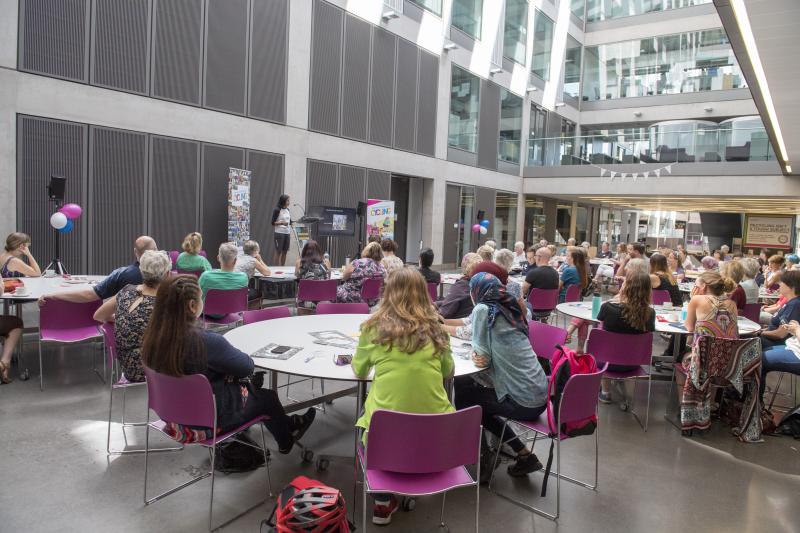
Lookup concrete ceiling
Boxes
[715,0,800,175]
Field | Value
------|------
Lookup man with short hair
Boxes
[198,243,249,300]
[39,236,158,304]
[617,242,646,277]
[522,247,560,319]
[597,241,612,259]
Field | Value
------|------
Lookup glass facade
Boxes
[495,192,519,249]
[524,196,546,245]
[531,10,554,80]
[448,66,480,152]
[587,0,711,22]
[499,89,523,164]
[571,0,586,19]
[503,0,528,64]
[452,0,482,39]
[582,29,746,101]
[407,0,442,16]
[564,35,582,98]
[528,104,547,166]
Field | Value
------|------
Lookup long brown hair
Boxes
[361,268,450,357]
[141,275,205,376]
[619,271,653,332]
[570,248,590,288]
[649,253,675,285]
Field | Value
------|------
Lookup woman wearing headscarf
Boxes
[454,272,548,483]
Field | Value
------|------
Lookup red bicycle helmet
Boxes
[275,481,350,533]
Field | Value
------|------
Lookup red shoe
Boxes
[372,496,399,525]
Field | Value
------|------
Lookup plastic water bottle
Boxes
[323,252,330,261]
[680,302,689,322]
[591,291,602,319]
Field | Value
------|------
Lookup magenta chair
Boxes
[176,268,203,277]
[528,288,559,323]
[143,367,272,531]
[296,279,338,308]
[564,284,582,303]
[242,305,291,324]
[357,407,483,532]
[38,299,103,390]
[651,289,671,306]
[427,282,439,302]
[168,250,179,268]
[587,328,654,431]
[316,302,370,315]
[529,321,568,363]
[741,303,761,324]
[360,277,383,304]
[202,288,248,329]
[488,365,606,521]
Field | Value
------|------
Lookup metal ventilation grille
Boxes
[308,0,343,135]
[17,116,87,274]
[341,14,371,141]
[91,0,150,94]
[19,0,89,82]
[89,126,147,273]
[247,150,284,253]
[204,0,248,114]
[149,136,200,251]
[367,170,390,201]
[151,0,203,105]
[202,144,244,262]
[416,50,438,156]
[249,0,288,123]
[369,27,396,147]
[335,165,367,264]
[477,80,500,170]
[393,38,418,152]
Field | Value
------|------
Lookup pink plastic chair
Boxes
[177,268,203,277]
[199,250,208,258]
[360,277,384,303]
[38,299,103,390]
[564,284,582,303]
[242,306,291,324]
[487,365,606,521]
[741,303,761,324]
[587,328,654,431]
[316,302,369,315]
[651,289,671,306]
[427,282,439,302]
[296,279,338,307]
[357,407,483,532]
[529,321,568,362]
[528,288,559,322]
[202,288,248,328]
[142,367,272,531]
[168,250,179,268]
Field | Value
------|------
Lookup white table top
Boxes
[1,275,107,301]
[556,301,761,335]
[678,281,779,300]
[255,266,343,281]
[224,314,482,381]
[589,258,614,266]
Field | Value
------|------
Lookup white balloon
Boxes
[479,226,487,235]
[50,211,68,230]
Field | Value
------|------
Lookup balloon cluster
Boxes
[471,219,490,235]
[50,203,82,233]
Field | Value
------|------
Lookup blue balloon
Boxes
[58,219,74,233]
[480,219,490,227]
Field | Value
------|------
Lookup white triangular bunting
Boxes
[654,169,661,178]
[610,171,617,180]
[620,173,627,181]
[643,171,650,179]
[599,168,607,177]
[633,173,639,182]
[665,165,672,174]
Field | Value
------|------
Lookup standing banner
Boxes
[743,214,794,250]
[366,199,395,241]
[227,168,252,247]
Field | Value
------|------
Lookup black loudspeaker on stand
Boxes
[46,175,69,275]
[356,201,367,259]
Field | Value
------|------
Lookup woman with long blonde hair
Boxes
[351,268,454,525]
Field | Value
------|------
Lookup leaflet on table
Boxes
[251,343,302,360]
[309,330,357,349]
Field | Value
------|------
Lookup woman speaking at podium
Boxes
[271,194,292,266]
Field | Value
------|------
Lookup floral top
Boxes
[114,285,156,382]
[337,258,386,304]
[298,260,330,281]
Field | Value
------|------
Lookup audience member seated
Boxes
[618,242,645,277]
[787,254,800,270]
[760,319,800,401]
[198,243,248,317]
[666,250,685,281]
[235,240,272,302]
[92,250,172,382]
[443,261,518,339]
[765,255,786,289]
[712,250,722,262]
[454,273,548,483]
[679,272,738,370]
[141,275,315,452]
[484,240,497,250]
[721,260,746,310]
[596,241,613,259]
[0,232,41,277]
[380,239,404,273]
[522,247,559,317]
[337,242,386,305]
[522,246,536,274]
[650,253,682,307]
[597,271,656,403]
[176,232,212,273]
[0,276,23,383]
[758,271,800,350]
[512,242,526,266]
[476,245,494,262]
[720,245,733,261]
[492,249,527,311]
[739,258,760,304]
[416,247,441,285]
[40,236,157,304]
[295,240,332,311]
[435,252,481,319]
[701,255,719,272]
[559,247,590,303]
[558,238,576,256]
[351,268,455,524]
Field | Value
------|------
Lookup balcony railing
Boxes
[527,127,774,167]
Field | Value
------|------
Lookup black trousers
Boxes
[454,377,546,454]
[222,388,293,450]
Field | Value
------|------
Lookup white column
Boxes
[286,0,312,129]
[0,0,19,238]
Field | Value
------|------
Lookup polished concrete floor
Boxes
[2,331,800,533]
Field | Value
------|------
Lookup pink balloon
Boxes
[472,224,481,233]
[60,203,82,219]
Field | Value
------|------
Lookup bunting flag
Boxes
[665,165,673,174]
[592,162,673,183]
[632,173,639,182]
[599,168,607,177]
[610,171,617,180]
[620,173,627,181]
[654,169,661,178]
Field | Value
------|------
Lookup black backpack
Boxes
[215,432,268,473]
[776,405,800,439]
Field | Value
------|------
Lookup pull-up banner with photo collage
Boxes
[227,168,251,248]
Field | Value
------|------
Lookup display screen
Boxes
[313,206,357,237]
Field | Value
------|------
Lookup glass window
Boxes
[448,66,481,152]
[494,192,519,249]
[528,104,547,166]
[457,186,476,258]
[499,89,523,164]
[587,0,711,22]
[531,10,554,81]
[407,0,442,16]
[503,0,528,64]
[581,28,747,101]
[452,0,482,39]
[571,0,585,20]
[564,35,581,98]
[524,196,546,244]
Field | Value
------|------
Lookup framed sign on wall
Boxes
[743,214,794,250]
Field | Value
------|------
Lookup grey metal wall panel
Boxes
[367,169,390,201]
[249,0,288,123]
[369,27,395,147]
[442,184,461,264]
[247,150,284,255]
[335,165,366,265]
[19,0,90,82]
[393,39,418,152]
[306,160,338,210]
[17,116,87,274]
[202,144,244,265]
[415,50,438,156]
[340,14,371,142]
[91,0,150,94]
[308,0,343,135]
[204,0,248,114]
[150,136,200,251]
[152,0,204,105]
[475,186,496,237]
[477,80,500,170]
[89,126,147,273]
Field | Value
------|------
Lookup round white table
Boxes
[678,281,780,302]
